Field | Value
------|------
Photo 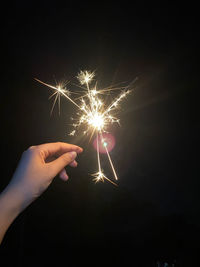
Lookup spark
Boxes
[34,78,80,112]
[35,70,133,185]
[77,70,95,85]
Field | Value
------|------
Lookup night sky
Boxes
[0,1,199,266]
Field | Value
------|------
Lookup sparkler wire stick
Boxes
[96,132,101,174]
[100,131,118,181]
[93,131,118,186]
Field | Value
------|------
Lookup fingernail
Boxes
[69,151,77,159]
[76,146,83,153]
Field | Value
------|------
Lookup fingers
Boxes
[59,160,77,181]
[38,142,83,159]
[29,142,83,180]
[59,168,69,181]
[48,151,77,178]
[69,160,78,167]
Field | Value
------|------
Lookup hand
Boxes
[0,142,83,244]
[9,142,83,207]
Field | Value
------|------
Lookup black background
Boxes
[0,1,199,266]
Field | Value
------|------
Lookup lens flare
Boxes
[93,133,116,154]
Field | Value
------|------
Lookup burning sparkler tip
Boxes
[35,69,134,186]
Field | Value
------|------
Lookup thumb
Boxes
[48,151,77,177]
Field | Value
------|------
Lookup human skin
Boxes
[0,142,83,244]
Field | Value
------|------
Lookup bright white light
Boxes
[88,113,104,130]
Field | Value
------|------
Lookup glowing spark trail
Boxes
[34,78,80,110]
[35,71,132,185]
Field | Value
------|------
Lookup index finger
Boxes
[38,142,83,158]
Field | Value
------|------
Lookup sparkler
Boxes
[35,71,132,185]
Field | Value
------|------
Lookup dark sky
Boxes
[0,1,199,266]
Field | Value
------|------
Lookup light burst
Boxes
[35,70,133,186]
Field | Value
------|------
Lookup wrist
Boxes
[0,183,34,244]
[0,186,23,244]
[0,184,31,222]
